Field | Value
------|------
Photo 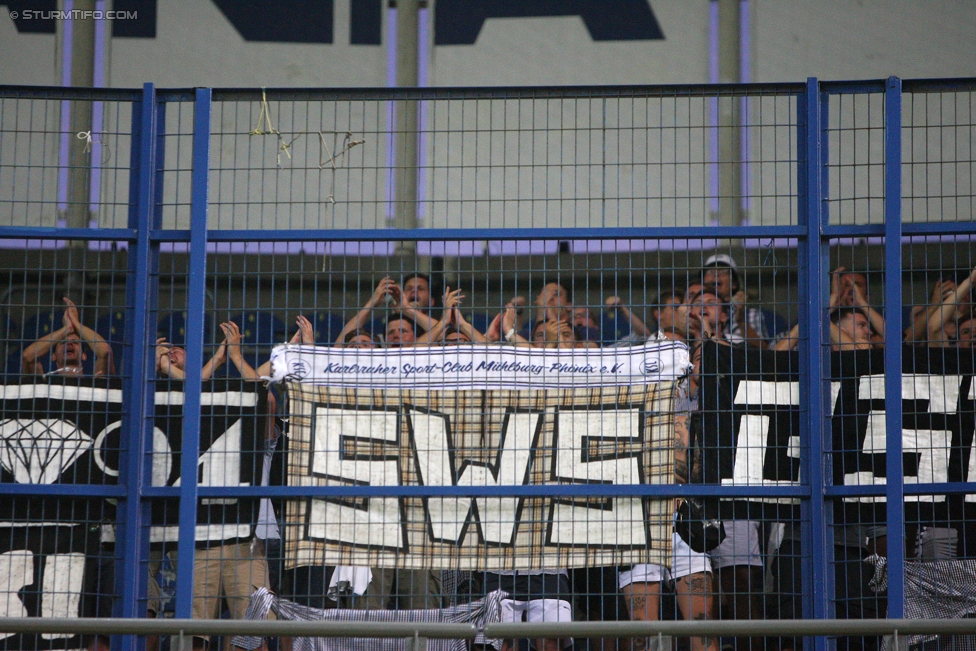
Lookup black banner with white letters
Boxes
[147,379,265,547]
[700,344,976,537]
[0,376,122,523]
[0,524,100,651]
[0,377,265,644]
[0,377,121,648]
[0,377,265,544]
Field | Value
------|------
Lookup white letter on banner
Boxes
[854,374,962,412]
[723,381,801,490]
[308,407,404,550]
[412,408,539,546]
[95,424,171,486]
[968,381,976,504]
[0,550,32,638]
[173,420,249,505]
[844,375,955,503]
[967,433,976,504]
[40,553,85,638]
[548,408,646,547]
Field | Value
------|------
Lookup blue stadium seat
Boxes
[156,311,216,347]
[0,314,18,341]
[469,312,494,337]
[230,311,287,370]
[4,351,23,377]
[600,311,632,345]
[96,309,126,370]
[0,315,20,378]
[367,317,388,340]
[21,309,60,343]
[313,312,346,345]
[20,310,59,374]
[232,311,288,348]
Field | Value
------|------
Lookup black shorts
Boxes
[570,567,628,622]
[281,565,337,611]
[481,572,571,603]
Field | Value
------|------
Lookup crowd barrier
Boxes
[0,77,975,651]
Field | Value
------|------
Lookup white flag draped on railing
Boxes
[270,342,690,570]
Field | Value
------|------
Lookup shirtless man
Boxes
[22,298,114,376]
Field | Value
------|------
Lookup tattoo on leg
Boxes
[674,432,690,482]
[687,574,712,593]
[626,595,647,614]
[693,612,712,648]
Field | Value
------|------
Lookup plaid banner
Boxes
[278,344,686,571]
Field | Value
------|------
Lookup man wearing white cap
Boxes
[702,254,787,349]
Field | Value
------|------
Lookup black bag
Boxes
[674,411,726,553]
[674,497,726,553]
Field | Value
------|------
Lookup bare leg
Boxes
[674,571,719,651]
[144,604,160,651]
[622,582,662,651]
[717,565,764,651]
[88,635,111,651]
[539,639,564,651]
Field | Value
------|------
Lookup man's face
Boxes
[957,318,975,347]
[531,321,549,346]
[386,320,415,346]
[536,283,570,308]
[168,347,187,371]
[688,291,728,336]
[839,273,868,307]
[839,312,872,343]
[346,335,376,349]
[703,267,736,301]
[53,334,83,368]
[444,331,470,345]
[654,295,682,332]
[535,283,571,322]
[402,277,433,309]
[572,307,597,329]
[533,320,575,349]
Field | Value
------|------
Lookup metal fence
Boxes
[0,77,975,651]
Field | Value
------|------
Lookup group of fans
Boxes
[15,254,976,651]
[309,255,976,355]
[24,255,976,382]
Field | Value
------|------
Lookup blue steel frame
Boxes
[2,77,976,648]
[882,76,906,618]
[797,78,833,651]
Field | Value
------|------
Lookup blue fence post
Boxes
[116,83,158,651]
[798,77,834,648]
[174,87,213,620]
[883,75,905,618]
[153,101,166,227]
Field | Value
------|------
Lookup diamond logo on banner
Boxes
[0,419,92,484]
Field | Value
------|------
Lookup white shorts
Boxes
[618,532,711,588]
[709,520,764,569]
[498,597,573,649]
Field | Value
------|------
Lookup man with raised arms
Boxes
[22,297,115,376]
